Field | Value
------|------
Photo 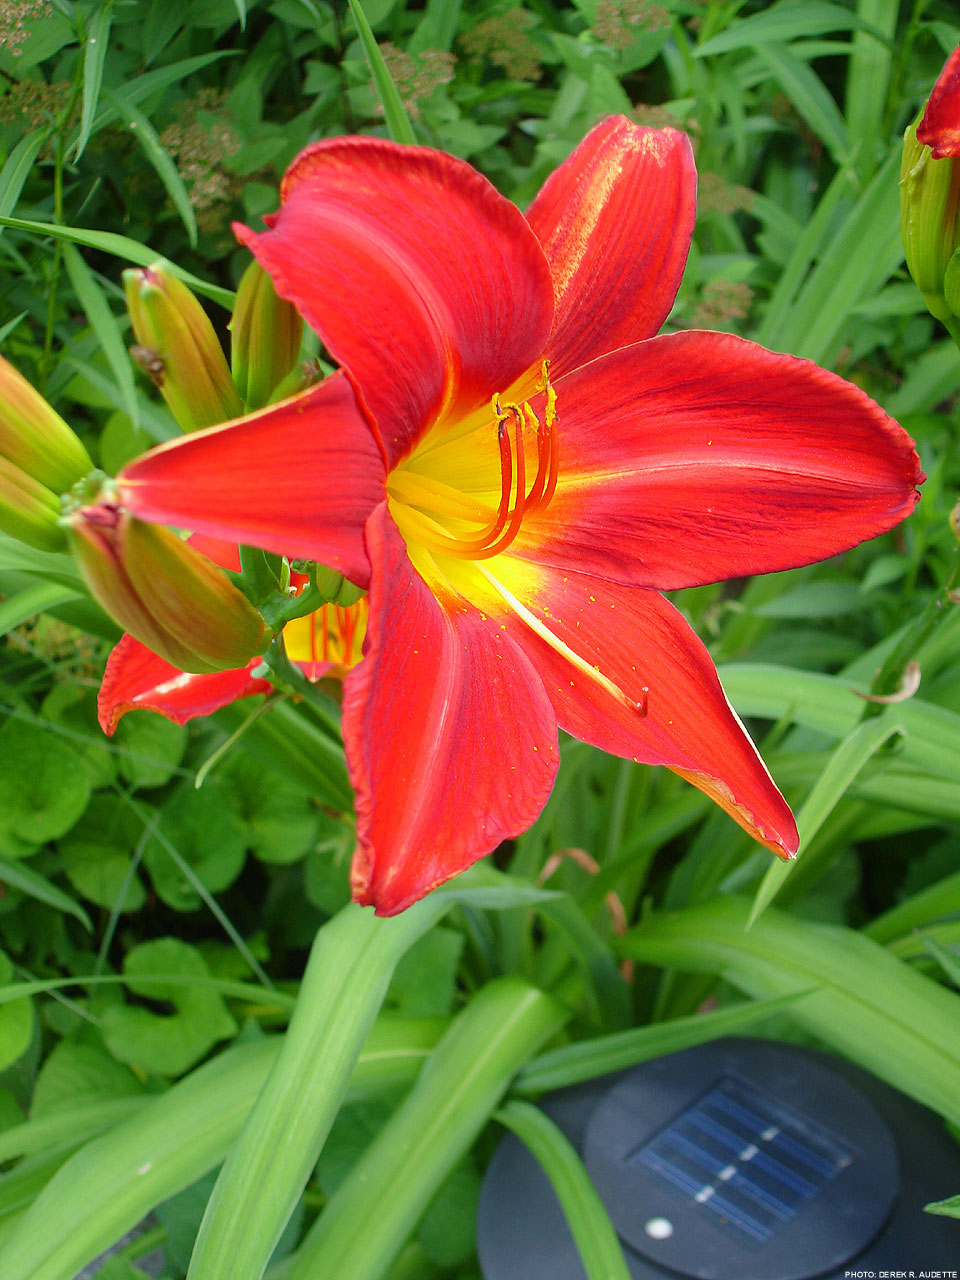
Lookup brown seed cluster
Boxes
[159,90,243,233]
[0,0,52,56]
[692,279,755,329]
[698,170,755,215]
[460,8,542,82]
[593,0,671,52]
[376,44,456,119]
[7,614,102,682]
[0,77,75,142]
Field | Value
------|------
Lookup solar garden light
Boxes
[478,1038,960,1279]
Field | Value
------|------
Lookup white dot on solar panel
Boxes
[645,1217,674,1239]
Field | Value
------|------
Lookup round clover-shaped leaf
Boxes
[142,781,246,912]
[0,719,91,852]
[31,1039,143,1117]
[216,753,320,865]
[41,681,115,790]
[113,710,187,790]
[101,937,237,1077]
[58,794,147,913]
[0,949,34,1072]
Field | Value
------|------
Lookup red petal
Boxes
[918,44,960,158]
[515,330,923,590]
[479,559,797,855]
[118,374,383,586]
[186,533,242,572]
[235,137,554,468]
[98,633,269,735]
[526,117,696,373]
[342,504,559,916]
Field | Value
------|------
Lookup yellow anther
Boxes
[537,360,558,429]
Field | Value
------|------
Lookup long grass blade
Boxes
[282,978,567,1280]
[346,0,416,145]
[495,1100,630,1280]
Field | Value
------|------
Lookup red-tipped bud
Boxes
[901,119,960,324]
[68,501,267,673]
[123,261,244,433]
[229,260,304,410]
[0,355,92,493]
[917,44,960,160]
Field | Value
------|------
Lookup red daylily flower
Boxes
[98,535,366,732]
[917,43,960,158]
[113,118,923,915]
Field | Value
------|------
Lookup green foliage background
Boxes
[0,0,959,1276]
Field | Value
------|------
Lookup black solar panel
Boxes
[629,1077,855,1243]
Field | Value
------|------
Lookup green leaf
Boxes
[113,711,187,790]
[103,88,197,248]
[0,854,92,930]
[387,927,464,1017]
[694,1,873,56]
[0,132,50,226]
[215,754,320,866]
[62,242,140,430]
[0,1014,441,1278]
[102,938,238,1076]
[621,897,960,1128]
[754,43,852,168]
[0,217,234,309]
[0,952,33,1073]
[926,1192,960,1218]
[185,900,453,1280]
[749,715,903,923]
[75,1,114,161]
[31,1040,143,1117]
[843,0,898,172]
[0,583,84,637]
[346,0,416,144]
[495,1100,630,1280]
[514,993,807,1095]
[283,977,567,1280]
[0,718,91,851]
[417,1159,480,1266]
[58,795,147,914]
[143,784,246,912]
[771,149,902,363]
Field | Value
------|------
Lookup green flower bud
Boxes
[0,355,92,492]
[229,260,304,410]
[123,261,244,433]
[68,501,267,672]
[0,455,66,551]
[901,119,960,323]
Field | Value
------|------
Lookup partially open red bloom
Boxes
[98,535,366,732]
[113,118,923,915]
[918,43,960,158]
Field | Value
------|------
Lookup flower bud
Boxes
[229,260,304,410]
[0,455,66,551]
[311,563,367,606]
[68,501,267,673]
[900,119,960,323]
[123,262,244,433]
[0,355,92,493]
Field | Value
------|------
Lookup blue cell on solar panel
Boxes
[628,1077,854,1243]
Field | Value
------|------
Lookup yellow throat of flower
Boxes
[387,362,559,562]
[283,597,368,675]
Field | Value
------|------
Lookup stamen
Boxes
[389,364,560,560]
[475,562,648,716]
